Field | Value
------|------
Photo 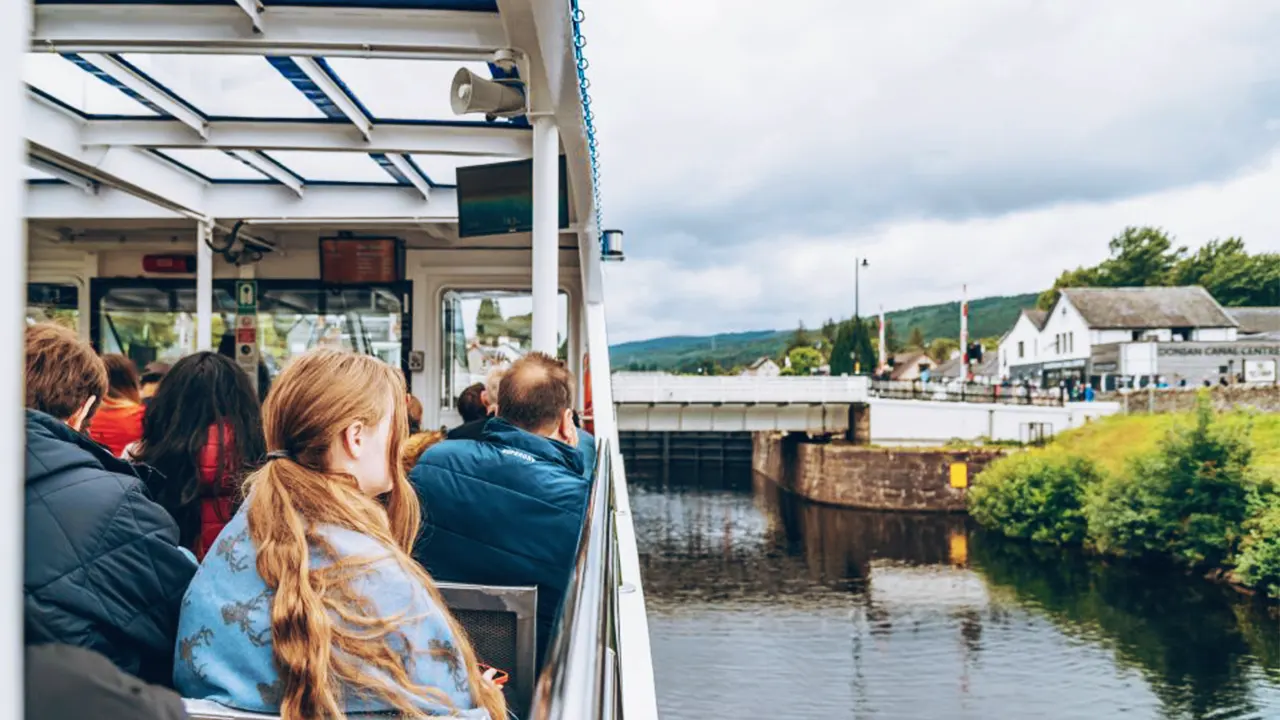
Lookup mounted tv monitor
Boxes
[457,156,569,238]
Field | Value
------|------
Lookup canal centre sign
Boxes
[1158,343,1280,357]
[1245,359,1277,384]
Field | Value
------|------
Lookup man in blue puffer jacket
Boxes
[23,324,196,686]
[410,352,595,670]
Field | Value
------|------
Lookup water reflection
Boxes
[630,458,1280,720]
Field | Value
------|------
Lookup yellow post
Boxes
[950,462,968,489]
[949,530,969,566]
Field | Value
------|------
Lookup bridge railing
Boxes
[869,379,1065,407]
[609,373,871,405]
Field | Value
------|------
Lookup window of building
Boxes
[27,282,80,331]
[440,289,570,410]
[1017,341,1024,359]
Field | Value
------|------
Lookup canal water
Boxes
[628,458,1280,720]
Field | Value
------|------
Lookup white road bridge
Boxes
[610,373,1119,443]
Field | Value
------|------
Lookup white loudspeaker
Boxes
[450,68,525,117]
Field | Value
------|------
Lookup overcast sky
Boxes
[584,1,1280,343]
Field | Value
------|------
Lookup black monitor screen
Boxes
[456,156,569,238]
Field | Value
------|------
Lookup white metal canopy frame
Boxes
[17,0,656,718]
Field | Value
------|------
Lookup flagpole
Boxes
[960,284,969,382]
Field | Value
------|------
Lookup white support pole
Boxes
[2,0,27,714]
[531,115,559,355]
[196,221,214,351]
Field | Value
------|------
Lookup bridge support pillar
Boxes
[846,402,870,445]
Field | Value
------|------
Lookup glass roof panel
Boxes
[407,155,514,186]
[263,151,395,183]
[155,149,272,181]
[24,54,160,116]
[118,54,327,119]
[323,58,492,121]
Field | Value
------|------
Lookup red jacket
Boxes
[89,399,145,458]
[194,425,239,560]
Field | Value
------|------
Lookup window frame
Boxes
[89,277,414,378]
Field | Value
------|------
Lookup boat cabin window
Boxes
[91,279,410,377]
[441,289,570,411]
[27,282,79,331]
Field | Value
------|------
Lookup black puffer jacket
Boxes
[24,410,197,686]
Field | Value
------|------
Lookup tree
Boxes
[786,346,823,376]
[820,318,839,346]
[1038,226,1183,309]
[1168,238,1280,307]
[1099,226,1184,287]
[853,318,876,373]
[828,318,876,375]
[929,337,959,363]
[475,297,505,341]
[830,321,855,376]
[787,321,813,352]
[907,325,926,350]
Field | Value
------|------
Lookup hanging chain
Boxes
[569,0,605,249]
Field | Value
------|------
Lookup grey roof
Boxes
[1060,286,1237,329]
[935,354,998,379]
[1226,307,1280,334]
[1024,309,1048,330]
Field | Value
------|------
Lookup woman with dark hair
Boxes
[89,353,146,456]
[134,351,266,559]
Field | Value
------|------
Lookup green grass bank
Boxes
[968,393,1280,600]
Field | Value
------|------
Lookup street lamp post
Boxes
[855,257,869,319]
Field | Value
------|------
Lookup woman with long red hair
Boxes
[174,350,505,719]
[88,353,146,456]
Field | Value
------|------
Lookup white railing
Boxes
[610,372,870,405]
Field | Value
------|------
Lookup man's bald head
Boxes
[499,352,574,436]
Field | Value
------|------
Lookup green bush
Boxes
[968,451,1098,545]
[1085,393,1254,568]
[1236,481,1280,600]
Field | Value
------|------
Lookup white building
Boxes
[741,356,781,377]
[1000,286,1256,388]
[998,309,1046,380]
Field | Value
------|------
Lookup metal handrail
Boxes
[530,437,617,720]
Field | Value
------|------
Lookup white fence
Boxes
[610,372,871,405]
[868,399,1121,445]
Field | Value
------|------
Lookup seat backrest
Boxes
[184,583,537,720]
[437,582,538,719]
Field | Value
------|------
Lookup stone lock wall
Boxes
[753,433,1004,512]
[1098,385,1280,414]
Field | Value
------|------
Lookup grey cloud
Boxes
[585,1,1280,337]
